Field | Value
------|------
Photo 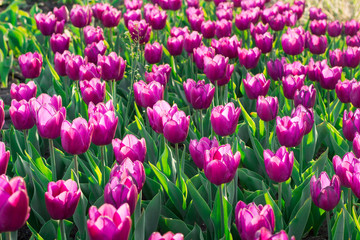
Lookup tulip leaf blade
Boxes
[211,186,233,239]
[262,182,284,232]
[332,209,345,240]
[353,206,360,232]
[27,223,45,240]
[326,122,349,157]
[288,197,312,240]
[237,98,256,135]
[145,192,162,238]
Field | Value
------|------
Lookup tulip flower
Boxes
[104,176,138,214]
[351,170,360,199]
[84,40,107,64]
[328,20,343,37]
[333,152,360,188]
[9,100,35,131]
[238,47,261,69]
[66,55,84,81]
[187,0,199,8]
[201,20,215,39]
[215,19,232,38]
[110,158,146,192]
[30,93,62,118]
[79,63,101,81]
[112,134,147,163]
[45,179,81,220]
[83,26,105,45]
[329,49,345,67]
[283,10,298,27]
[309,7,327,20]
[243,73,270,99]
[149,7,167,30]
[308,34,327,55]
[50,33,70,54]
[0,175,30,232]
[284,61,308,76]
[319,66,342,90]
[189,137,219,169]
[211,102,241,136]
[282,75,305,99]
[344,47,360,68]
[70,5,92,28]
[88,100,118,146]
[101,6,121,28]
[268,13,285,32]
[353,133,360,158]
[149,232,184,240]
[144,42,163,64]
[255,227,295,240]
[267,58,285,81]
[10,81,37,102]
[254,33,273,53]
[204,144,240,185]
[188,11,204,32]
[250,22,269,37]
[343,109,360,141]
[263,146,294,183]
[61,117,93,155]
[183,79,215,109]
[145,71,168,86]
[97,52,126,81]
[211,36,241,59]
[18,52,43,79]
[291,105,314,135]
[53,6,69,22]
[124,10,141,28]
[235,201,275,240]
[54,51,72,76]
[167,36,184,56]
[54,20,65,34]
[347,35,360,47]
[310,172,341,211]
[91,3,111,20]
[147,100,178,133]
[184,31,202,54]
[0,142,9,175]
[34,12,57,36]
[152,64,171,81]
[125,0,143,9]
[310,20,327,36]
[162,109,190,144]
[307,58,328,82]
[36,103,66,139]
[134,81,164,108]
[345,20,359,36]
[276,116,305,147]
[336,79,355,104]
[128,20,152,44]
[87,203,132,240]
[203,55,229,82]
[216,8,233,21]
[235,10,254,30]
[193,46,215,70]
[350,81,360,108]
[294,84,316,108]
[170,26,190,37]
[80,78,106,105]
[281,30,305,55]
[256,96,278,122]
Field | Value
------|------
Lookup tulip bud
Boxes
[163,109,190,144]
[254,32,273,53]
[250,22,269,37]
[144,42,163,64]
[203,55,229,82]
[101,6,121,28]
[266,58,285,81]
[53,6,69,22]
[350,81,360,108]
[243,73,270,99]
[61,118,93,155]
[216,8,233,21]
[189,137,219,169]
[70,5,92,28]
[80,78,106,105]
[147,100,178,133]
[113,134,147,163]
[149,232,184,240]
[215,19,232,38]
[45,179,81,220]
[294,84,316,108]
[184,31,202,54]
[344,47,360,68]
[329,49,345,67]
[309,7,327,20]
[18,52,43,79]
[193,46,215,70]
[263,146,294,182]
[145,71,167,86]
[333,152,359,188]
[83,26,105,45]
[167,36,184,56]
[238,47,261,69]
[9,100,35,131]
[256,96,278,122]
[308,34,327,55]
[66,55,85,81]
[125,0,143,10]
[97,52,126,81]
[310,20,327,36]
[36,103,66,139]
[347,35,360,47]
[0,142,9,175]
[319,66,342,90]
[291,105,314,135]
[134,81,164,108]
[235,10,255,30]
[201,20,215,39]
[345,20,359,36]
[50,33,70,54]
[79,63,101,81]
[152,64,171,81]
[343,109,360,141]
[183,79,215,110]
[54,51,72,76]
[149,7,167,30]
[84,40,107,64]
[128,20,152,44]
[255,228,295,240]
[34,13,57,36]
[124,10,142,28]
[307,58,328,82]
[335,79,354,104]
[268,13,285,32]
[276,116,305,147]
[211,36,241,59]
[310,172,341,211]
[281,30,305,55]
[170,26,190,37]
[10,81,37,101]
[328,20,343,37]
[284,61,308,76]
[211,102,241,136]
[282,75,305,99]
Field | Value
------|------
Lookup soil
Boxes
[18,225,32,240]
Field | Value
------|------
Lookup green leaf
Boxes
[237,99,256,135]
[326,122,349,156]
[145,192,162,238]
[333,209,345,240]
[262,183,284,232]
[27,223,45,240]
[288,198,312,240]
[73,191,89,240]
[211,186,233,239]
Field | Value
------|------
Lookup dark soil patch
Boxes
[18,225,32,240]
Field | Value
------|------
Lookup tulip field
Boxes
[2,0,360,239]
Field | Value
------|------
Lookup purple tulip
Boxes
[281,29,305,55]
[235,10,257,30]
[18,52,43,79]
[98,52,126,81]
[261,6,277,24]
[101,6,121,28]
[294,84,316,108]
[204,144,240,185]
[36,103,66,139]
[145,71,168,86]
[235,201,275,240]
[189,137,219,169]
[250,22,269,37]
[87,203,132,240]
[267,58,285,81]
[335,79,355,104]
[45,179,80,220]
[10,81,37,101]
[329,49,345,67]
[276,116,305,147]
[112,134,147,163]
[343,109,360,141]
[184,31,202,54]
[54,51,72,76]
[243,73,270,99]
[310,172,341,211]
[255,227,295,240]
[124,10,141,28]
[345,20,359,36]
[328,20,343,37]
[188,10,204,32]
[291,105,314,135]
[50,33,70,54]
[144,42,163,64]
[167,36,184,56]
[309,7,327,20]
[0,142,9,175]
[193,45,215,70]
[149,232,184,240]
[125,0,143,10]
[350,81,360,108]
[162,109,190,144]
[0,101,4,130]
[110,158,146,192]
[91,3,110,19]
[134,80,164,108]
[282,75,305,99]
[186,0,199,8]
[211,102,241,136]
[152,64,171,81]
[308,34,327,55]
[170,26,190,37]
[347,35,360,47]
[184,79,214,109]
[310,20,327,36]
[35,12,57,36]
[344,47,360,68]
[80,78,106,105]
[203,54,229,82]
[30,93,63,120]
[215,19,232,38]
[66,55,84,81]
[128,20,152,44]
[263,146,294,182]
[283,10,298,27]
[283,61,308,77]
[333,152,359,188]
[211,36,241,59]
[216,9,233,21]
[307,58,328,82]
[70,5,92,28]
[319,66,342,90]
[149,7,167,30]
[201,20,215,39]
[256,96,278,122]
[83,26,105,45]
[9,100,35,130]
[61,117,93,155]
[254,32,273,53]
[54,20,65,34]
[268,13,285,32]
[79,63,101,81]
[238,47,261,69]
[0,175,30,232]
[147,100,177,133]
[167,0,182,10]
[84,40,107,64]
[144,3,155,20]
[215,64,234,86]
[53,6,69,22]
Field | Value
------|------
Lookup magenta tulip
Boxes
[263,146,294,182]
[80,78,106,105]
[112,134,147,163]
[189,137,219,169]
[211,102,241,136]
[18,52,43,79]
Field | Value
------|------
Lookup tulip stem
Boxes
[80,28,84,53]
[326,211,331,240]
[299,139,304,180]
[327,90,331,122]
[101,145,106,188]
[278,182,282,211]
[199,110,203,137]
[219,184,225,238]
[49,139,57,181]
[348,189,352,213]
[265,121,270,149]
[175,143,181,189]
[108,28,114,51]
[112,80,117,109]
[74,154,79,183]
[60,219,67,240]
[215,81,219,106]
[23,130,29,154]
[5,232,9,240]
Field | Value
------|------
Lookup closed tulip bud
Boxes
[98,52,126,81]
[104,176,138,214]
[216,8,233,21]
[145,71,168,86]
[211,36,241,59]
[0,175,30,232]
[284,61,308,76]
[149,232,184,240]
[264,146,294,182]
[54,20,65,34]
[187,0,199,8]
[333,152,359,188]
[283,10,298,27]
[291,105,314,135]
[170,26,190,37]
[0,142,9,175]
[211,102,241,136]
[35,12,57,36]
[204,144,240,185]
[70,5,92,28]
[110,158,146,192]
[203,54,229,82]
[328,20,343,37]
[214,63,234,86]
[54,6,69,22]
[163,109,190,144]
[344,47,360,68]
[319,66,342,90]
[310,172,341,211]
[50,33,70,54]
[184,31,202,53]
[128,20,152,44]
[215,19,232,38]
[83,26,104,45]
[113,134,147,163]
[152,64,171,81]
[10,81,37,101]
[36,103,66,139]
[308,34,327,55]
[201,20,215,39]
[307,58,328,82]
[168,0,182,10]
[345,20,359,36]
[347,35,360,47]
[183,79,215,109]
[19,52,43,79]
[54,51,72,76]
[294,84,316,108]
[336,79,355,104]
[235,10,255,30]
[254,32,273,53]
[193,45,215,70]
[243,73,270,99]
[189,137,219,169]
[255,228,295,240]
[167,36,184,56]
[65,55,84,80]
[124,10,141,28]
[238,47,261,69]
[45,179,81,220]
[144,42,163,64]
[149,7,167,30]
[61,118,93,155]
[282,75,305,99]
[235,201,275,240]
[9,100,35,130]
[350,81,360,108]
[101,6,121,28]
[268,13,285,32]
[91,3,110,20]
[79,63,101,81]
[281,30,305,55]
[84,40,107,64]
[343,109,360,141]
[125,0,143,10]
[87,203,132,240]
[30,93,63,119]
[276,116,305,147]
[267,58,285,81]
[329,49,345,67]
[250,22,269,37]
[310,20,327,36]
[134,80,164,108]
[80,78,106,105]
[256,96,278,122]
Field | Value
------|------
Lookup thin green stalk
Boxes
[112,80,117,109]
[327,90,331,122]
[60,219,67,240]
[101,145,106,188]
[5,232,9,240]
[348,189,352,213]
[80,28,84,53]
[23,130,29,154]
[219,184,225,238]
[74,154,79,183]
[233,169,238,207]
[278,182,282,211]
[108,28,114,51]
[199,110,203,137]
[215,81,219,106]
[208,181,212,209]
[299,139,304,180]
[326,211,331,240]
[175,144,181,189]
[49,139,57,181]
[265,121,270,149]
